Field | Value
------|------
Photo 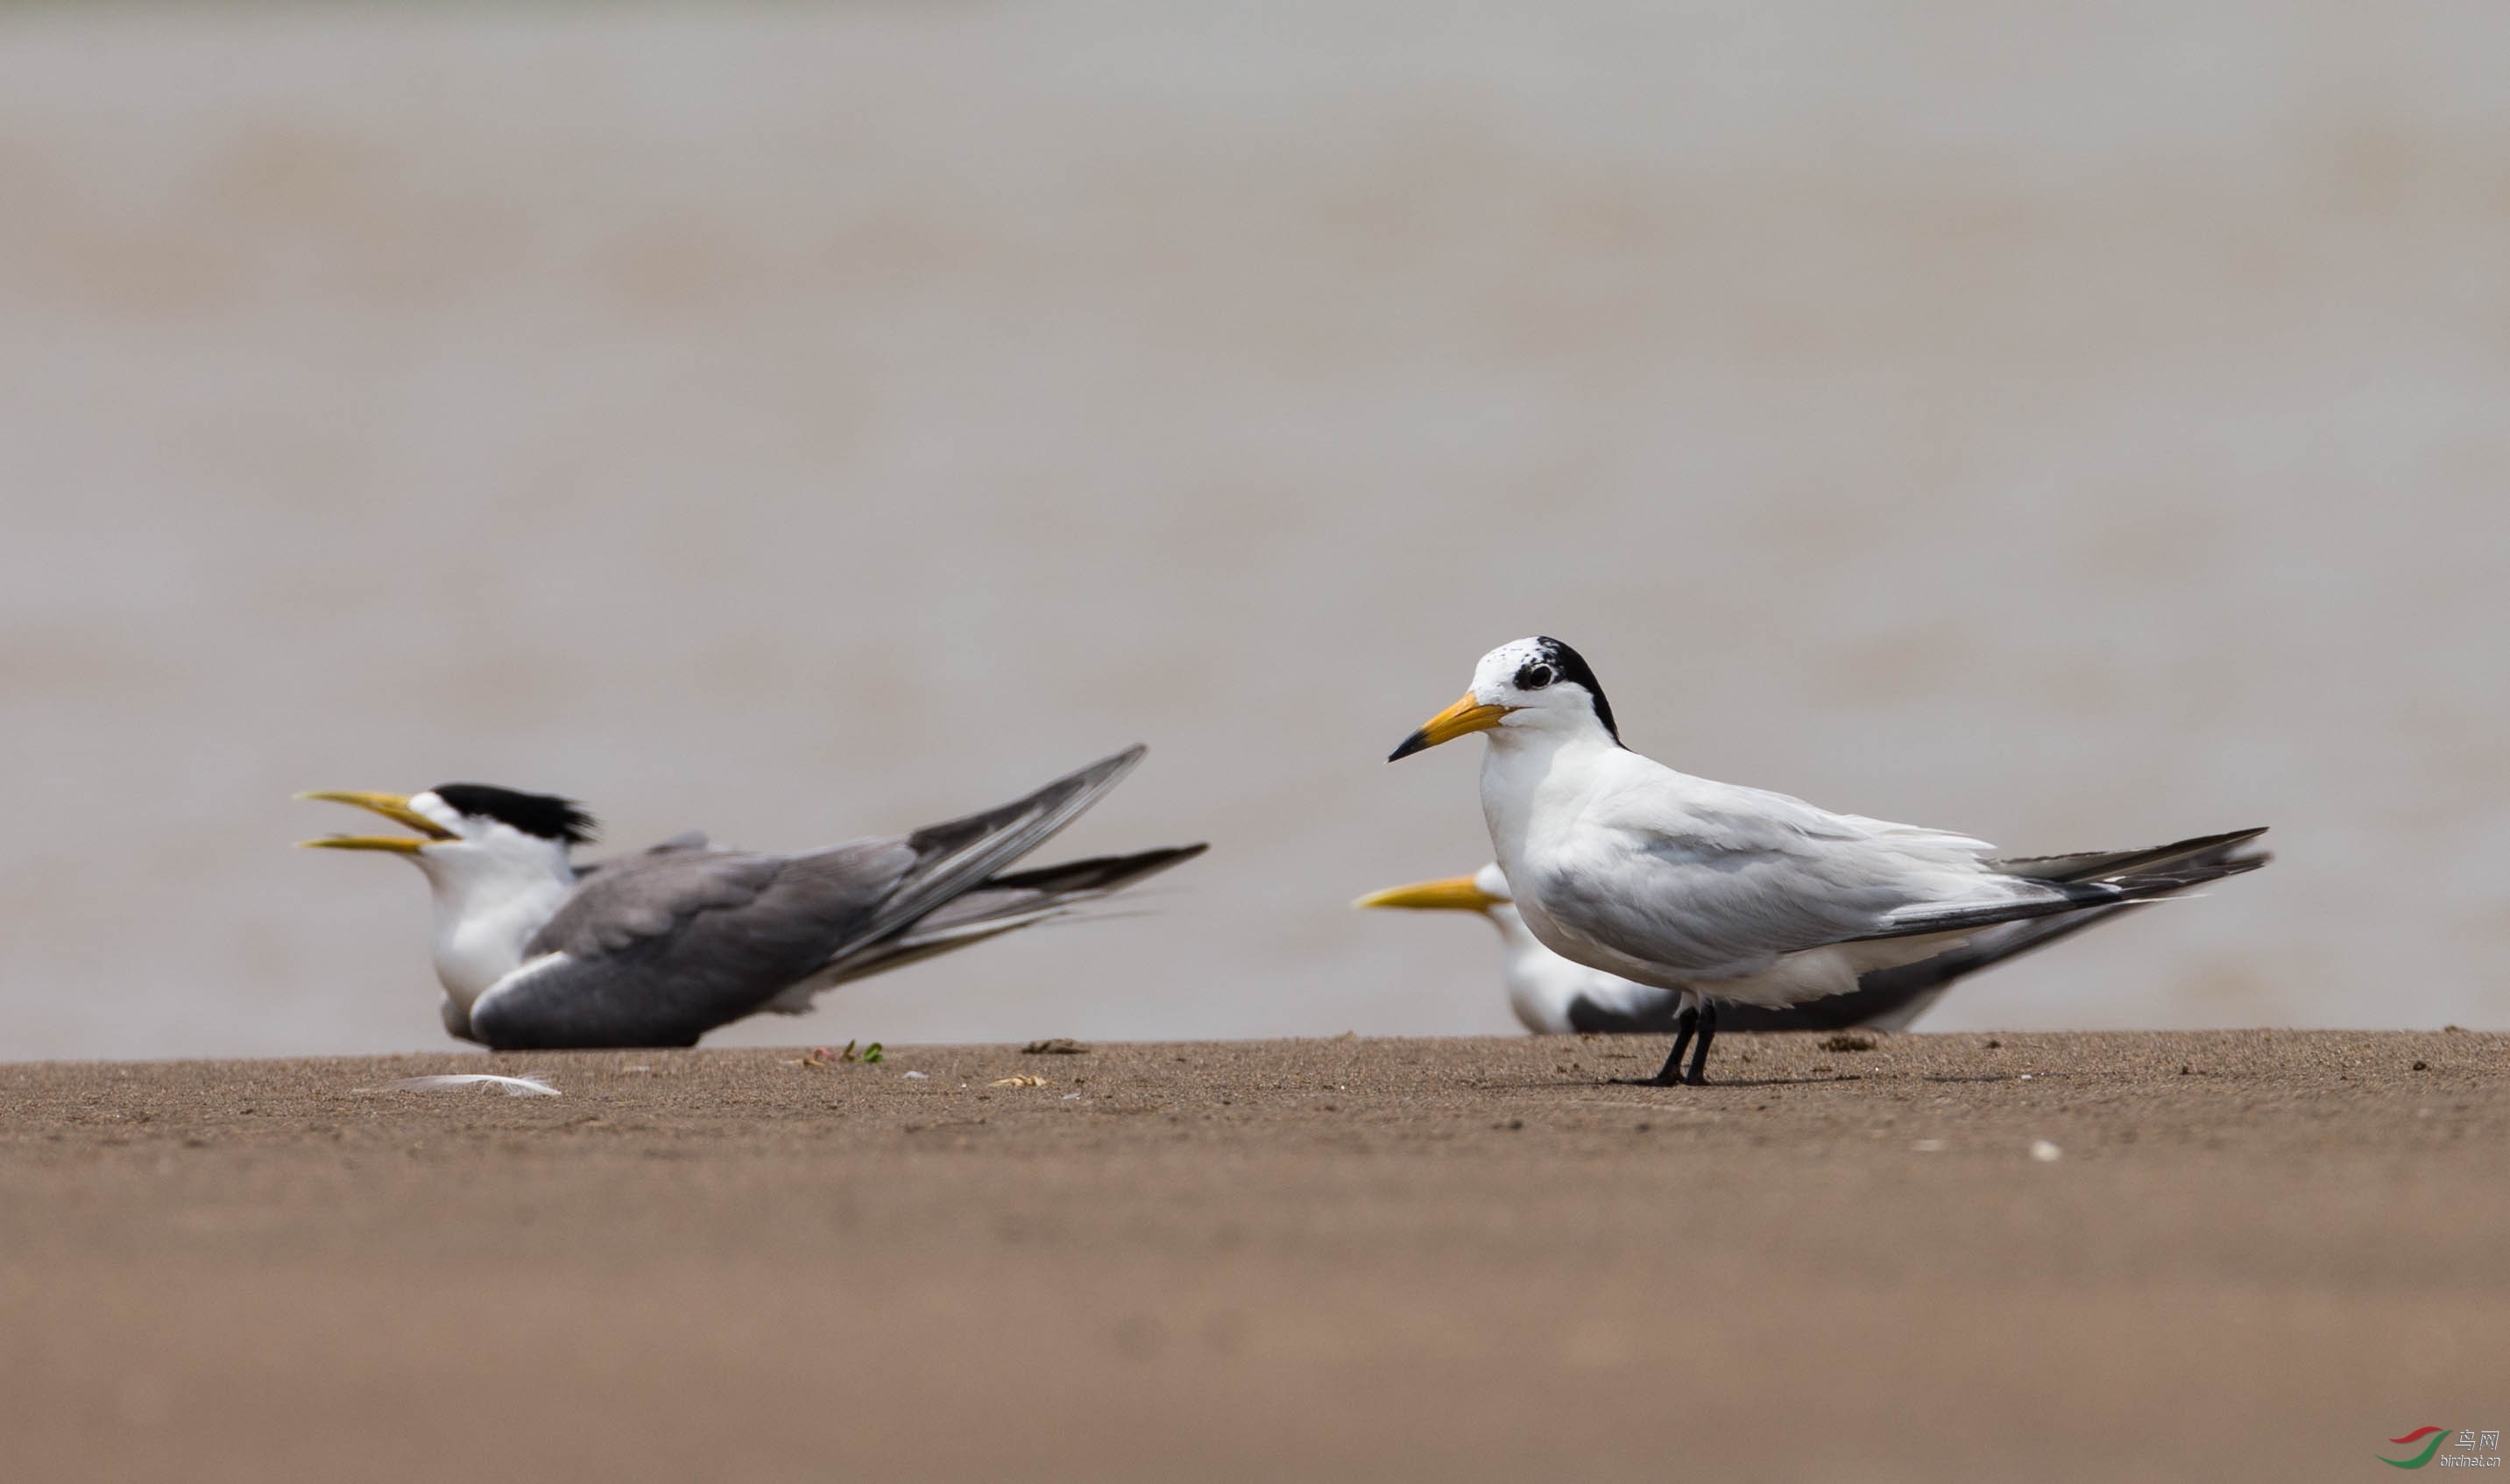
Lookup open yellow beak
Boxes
[1388,692,1511,761]
[299,834,431,854]
[1354,874,1504,912]
[295,790,456,853]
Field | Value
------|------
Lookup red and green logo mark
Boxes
[2381,1429,2450,1469]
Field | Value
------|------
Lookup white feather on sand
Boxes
[373,1074,560,1098]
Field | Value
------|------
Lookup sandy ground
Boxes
[2,1029,2502,1480]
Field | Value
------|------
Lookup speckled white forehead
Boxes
[1471,638,1551,695]
[1467,635,1623,743]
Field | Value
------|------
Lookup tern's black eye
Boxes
[1516,662,1557,690]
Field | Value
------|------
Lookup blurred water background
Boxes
[2,1,2504,1058]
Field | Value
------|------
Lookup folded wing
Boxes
[1541,769,2026,977]
[1544,756,2265,982]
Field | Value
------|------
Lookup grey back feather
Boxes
[478,840,913,1047]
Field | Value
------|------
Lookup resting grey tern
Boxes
[300,746,1203,1049]
[1387,637,2267,1085]
[1354,859,2258,1035]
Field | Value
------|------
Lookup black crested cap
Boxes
[1531,636,1620,744]
[429,784,597,844]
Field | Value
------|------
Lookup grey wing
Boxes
[1987,826,2266,886]
[1539,803,1999,976]
[1852,827,2270,940]
[469,746,1156,1049]
[1720,829,2274,1029]
[471,842,909,1049]
[1540,755,2252,972]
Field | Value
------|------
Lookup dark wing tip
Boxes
[1041,744,1149,795]
[2206,826,2272,849]
[979,842,1208,894]
[1073,743,1149,789]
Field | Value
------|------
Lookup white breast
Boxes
[420,860,575,1009]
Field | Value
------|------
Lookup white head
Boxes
[1387,636,1623,761]
[298,783,591,1006]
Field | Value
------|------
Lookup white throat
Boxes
[1476,716,1620,874]
[411,842,576,1011]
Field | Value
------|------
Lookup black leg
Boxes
[1613,1002,1702,1087]
[1634,1004,1696,1085]
[1684,1000,1718,1085]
